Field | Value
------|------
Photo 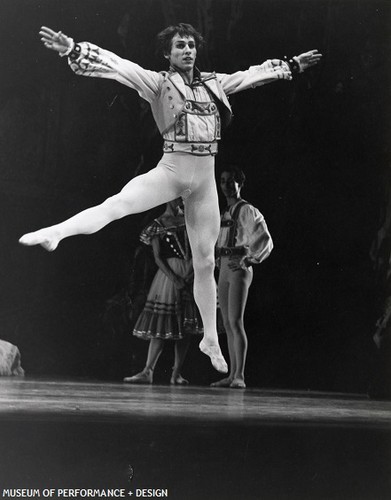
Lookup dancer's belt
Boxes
[163,141,218,156]
[216,247,247,257]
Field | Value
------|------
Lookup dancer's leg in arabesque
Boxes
[19,164,181,251]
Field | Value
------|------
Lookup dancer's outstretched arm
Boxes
[39,26,162,103]
[221,49,322,94]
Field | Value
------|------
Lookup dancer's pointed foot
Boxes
[170,374,189,385]
[230,378,246,389]
[19,228,61,252]
[210,377,233,388]
[123,370,152,384]
[199,339,228,373]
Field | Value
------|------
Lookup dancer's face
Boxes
[220,171,241,199]
[166,34,196,72]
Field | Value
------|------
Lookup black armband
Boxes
[283,56,301,75]
[69,43,82,60]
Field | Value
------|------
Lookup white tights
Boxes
[20,153,221,346]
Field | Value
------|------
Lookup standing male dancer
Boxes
[214,167,273,388]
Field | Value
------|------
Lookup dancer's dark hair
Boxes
[156,23,204,56]
[221,166,246,188]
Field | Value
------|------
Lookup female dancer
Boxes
[124,198,201,385]
[19,23,321,373]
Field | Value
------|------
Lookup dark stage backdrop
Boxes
[0,0,389,392]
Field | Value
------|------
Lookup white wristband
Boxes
[59,38,75,57]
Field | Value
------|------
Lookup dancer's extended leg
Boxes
[184,173,228,374]
[19,165,180,251]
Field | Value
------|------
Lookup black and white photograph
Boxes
[0,0,390,498]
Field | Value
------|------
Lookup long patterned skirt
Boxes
[133,258,203,340]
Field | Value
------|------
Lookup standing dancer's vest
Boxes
[217,200,248,256]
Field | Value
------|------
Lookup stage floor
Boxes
[0,378,390,499]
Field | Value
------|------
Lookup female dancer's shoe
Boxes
[170,374,189,385]
[123,370,152,384]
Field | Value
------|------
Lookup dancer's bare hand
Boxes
[228,256,250,271]
[295,49,322,71]
[39,26,73,54]
[173,276,187,289]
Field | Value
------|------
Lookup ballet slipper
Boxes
[123,370,153,384]
[229,378,246,389]
[199,339,228,373]
[210,377,233,388]
[170,374,189,385]
[19,229,60,252]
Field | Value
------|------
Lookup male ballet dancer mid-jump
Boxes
[20,23,321,374]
